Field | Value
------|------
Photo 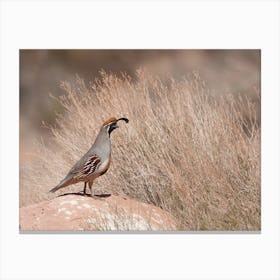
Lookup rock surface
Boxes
[19,194,177,231]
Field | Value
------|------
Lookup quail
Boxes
[49,117,129,196]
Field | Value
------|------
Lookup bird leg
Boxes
[83,182,87,195]
[88,181,93,196]
[89,182,104,200]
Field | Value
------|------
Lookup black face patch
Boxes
[108,123,117,135]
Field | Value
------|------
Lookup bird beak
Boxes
[117,117,129,123]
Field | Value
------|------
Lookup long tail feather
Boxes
[49,184,62,193]
[49,177,72,193]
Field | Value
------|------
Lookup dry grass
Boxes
[20,69,261,230]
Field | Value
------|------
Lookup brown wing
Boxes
[74,154,101,180]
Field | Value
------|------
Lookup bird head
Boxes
[102,117,129,135]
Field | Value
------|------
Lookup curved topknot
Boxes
[102,117,117,127]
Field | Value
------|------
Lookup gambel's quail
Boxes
[49,117,129,196]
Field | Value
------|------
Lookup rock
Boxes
[19,194,177,231]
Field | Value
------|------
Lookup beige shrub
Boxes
[20,70,260,230]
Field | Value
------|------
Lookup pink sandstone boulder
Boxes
[19,194,178,231]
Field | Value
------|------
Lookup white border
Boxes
[1,1,279,279]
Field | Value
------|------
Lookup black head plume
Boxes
[117,117,129,123]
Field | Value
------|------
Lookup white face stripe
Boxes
[104,121,114,127]
[106,123,112,133]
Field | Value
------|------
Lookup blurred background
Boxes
[20,50,260,157]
